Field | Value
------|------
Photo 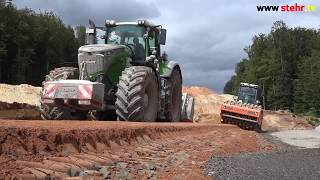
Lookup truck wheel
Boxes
[40,67,88,120]
[115,66,159,122]
[165,68,182,122]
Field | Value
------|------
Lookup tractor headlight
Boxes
[138,20,145,25]
[106,20,116,26]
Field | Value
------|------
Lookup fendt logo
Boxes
[257,3,317,12]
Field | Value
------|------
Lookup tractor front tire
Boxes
[40,67,88,120]
[115,66,159,122]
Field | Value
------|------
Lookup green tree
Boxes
[224,21,320,115]
[75,25,86,47]
[0,3,79,85]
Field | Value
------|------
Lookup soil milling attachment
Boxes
[221,100,263,131]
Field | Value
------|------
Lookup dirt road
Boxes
[0,120,275,179]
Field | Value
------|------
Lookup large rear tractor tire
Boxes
[40,67,88,120]
[164,68,182,122]
[115,66,159,122]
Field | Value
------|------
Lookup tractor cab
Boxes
[86,20,167,62]
[237,83,260,105]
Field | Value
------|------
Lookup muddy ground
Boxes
[0,121,275,179]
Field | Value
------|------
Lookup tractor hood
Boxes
[78,44,124,53]
[78,44,128,82]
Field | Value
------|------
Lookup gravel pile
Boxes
[205,148,320,180]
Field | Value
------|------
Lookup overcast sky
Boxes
[14,0,320,92]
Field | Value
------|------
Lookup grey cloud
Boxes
[14,0,160,25]
[151,0,319,92]
[13,0,320,92]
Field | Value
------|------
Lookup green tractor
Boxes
[40,19,194,122]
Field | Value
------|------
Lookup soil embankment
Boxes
[0,84,41,119]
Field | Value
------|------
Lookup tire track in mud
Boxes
[0,121,275,179]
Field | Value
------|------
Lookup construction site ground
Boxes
[0,84,318,179]
[0,120,275,180]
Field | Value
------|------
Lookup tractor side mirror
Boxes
[85,19,97,45]
[159,29,166,45]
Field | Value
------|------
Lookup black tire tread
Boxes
[40,67,82,120]
[164,68,182,122]
[115,66,158,121]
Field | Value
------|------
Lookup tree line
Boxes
[0,2,86,86]
[224,21,320,117]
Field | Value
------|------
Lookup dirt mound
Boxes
[183,86,233,123]
[0,84,41,106]
[182,86,216,96]
[0,84,41,119]
[262,110,313,131]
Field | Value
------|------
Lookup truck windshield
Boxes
[238,86,257,104]
[106,25,145,48]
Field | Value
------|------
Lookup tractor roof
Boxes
[106,20,160,30]
[240,83,259,88]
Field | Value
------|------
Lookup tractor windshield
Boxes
[106,25,145,47]
[238,86,257,104]
[106,25,146,60]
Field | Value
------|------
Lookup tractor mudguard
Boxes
[160,61,182,82]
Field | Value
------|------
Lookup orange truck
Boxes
[220,83,263,131]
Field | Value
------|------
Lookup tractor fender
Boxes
[161,61,182,82]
